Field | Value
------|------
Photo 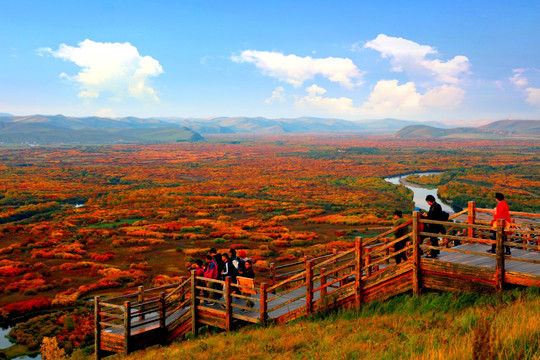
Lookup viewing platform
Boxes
[94,202,540,359]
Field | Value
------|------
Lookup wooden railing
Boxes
[95,201,539,359]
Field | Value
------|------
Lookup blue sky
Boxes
[1,1,539,124]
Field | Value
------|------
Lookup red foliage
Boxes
[1,297,51,318]
[89,252,114,262]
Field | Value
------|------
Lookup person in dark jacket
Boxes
[422,195,446,258]
[238,260,255,310]
[221,253,238,283]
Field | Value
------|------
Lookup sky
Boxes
[1,1,539,124]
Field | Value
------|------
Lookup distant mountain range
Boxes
[0,115,203,144]
[158,116,449,134]
[393,120,540,139]
[0,113,537,144]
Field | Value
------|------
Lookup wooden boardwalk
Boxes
[94,203,540,359]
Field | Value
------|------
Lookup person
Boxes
[229,248,245,272]
[210,248,225,280]
[203,254,219,305]
[237,249,249,263]
[221,252,238,287]
[238,260,255,311]
[488,192,512,255]
[422,195,446,258]
[392,210,408,264]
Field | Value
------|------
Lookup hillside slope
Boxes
[105,290,539,360]
[394,120,540,139]
[0,116,203,144]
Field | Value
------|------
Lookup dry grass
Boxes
[104,289,540,360]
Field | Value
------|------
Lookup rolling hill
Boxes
[394,120,540,139]
[0,115,203,144]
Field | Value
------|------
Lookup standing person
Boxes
[221,253,238,285]
[203,254,219,305]
[238,260,255,311]
[393,210,408,264]
[210,248,225,280]
[422,195,446,258]
[229,248,245,272]
[488,192,512,255]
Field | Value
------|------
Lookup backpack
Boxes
[440,211,449,221]
[232,257,245,270]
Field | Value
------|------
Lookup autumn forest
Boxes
[0,135,538,357]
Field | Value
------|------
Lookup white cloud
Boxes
[421,85,466,109]
[265,87,286,105]
[295,85,357,114]
[41,39,163,102]
[360,80,422,116]
[96,108,116,118]
[509,68,529,87]
[525,87,540,107]
[294,80,466,118]
[364,34,471,84]
[232,50,364,88]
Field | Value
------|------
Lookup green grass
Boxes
[100,288,540,360]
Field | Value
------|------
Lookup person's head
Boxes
[205,254,213,262]
[245,260,252,269]
[195,259,203,267]
[210,248,217,255]
[238,250,247,258]
[425,195,436,205]
[230,248,237,257]
[222,253,229,262]
[393,210,403,219]
[495,192,504,201]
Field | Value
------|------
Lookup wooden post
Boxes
[412,211,422,296]
[306,261,313,316]
[94,296,101,360]
[159,292,166,344]
[190,270,198,337]
[224,276,232,331]
[355,237,363,310]
[270,262,276,294]
[259,283,268,326]
[495,219,505,292]
[384,237,390,264]
[332,248,338,270]
[137,285,144,321]
[365,247,372,277]
[179,276,185,305]
[467,201,476,240]
[320,268,327,302]
[124,301,131,356]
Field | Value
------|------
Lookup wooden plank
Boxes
[422,272,494,293]
[421,258,495,282]
[504,271,540,287]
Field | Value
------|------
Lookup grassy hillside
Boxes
[98,289,540,360]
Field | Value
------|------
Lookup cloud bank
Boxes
[232,50,364,88]
[41,39,163,102]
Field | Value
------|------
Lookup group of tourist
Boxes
[188,248,255,311]
[392,192,538,264]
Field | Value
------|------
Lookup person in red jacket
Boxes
[203,254,219,305]
[488,192,512,255]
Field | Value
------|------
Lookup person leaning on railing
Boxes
[487,192,512,256]
[422,195,446,258]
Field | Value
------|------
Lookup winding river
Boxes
[384,172,455,214]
